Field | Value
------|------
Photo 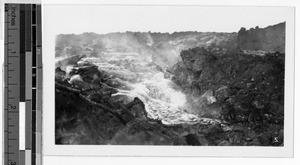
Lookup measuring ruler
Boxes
[4,4,42,165]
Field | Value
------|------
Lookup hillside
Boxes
[237,22,285,52]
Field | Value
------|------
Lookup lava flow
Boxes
[78,53,218,125]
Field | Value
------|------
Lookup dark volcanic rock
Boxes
[171,46,284,146]
[126,97,148,119]
[215,86,230,102]
[109,119,187,145]
[55,67,66,82]
[237,22,285,52]
[185,134,210,146]
[185,134,201,145]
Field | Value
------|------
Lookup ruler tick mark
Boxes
[8,111,19,113]
[4,152,15,154]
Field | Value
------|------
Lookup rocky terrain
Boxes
[237,22,285,52]
[170,46,284,146]
[55,22,285,146]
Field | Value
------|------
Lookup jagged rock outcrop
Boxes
[237,22,285,52]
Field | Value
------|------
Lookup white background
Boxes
[42,4,294,158]
[1,0,300,164]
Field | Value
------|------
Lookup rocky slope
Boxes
[55,63,222,145]
[170,46,284,146]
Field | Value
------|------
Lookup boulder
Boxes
[180,47,215,72]
[215,86,230,102]
[55,67,66,81]
[69,74,83,84]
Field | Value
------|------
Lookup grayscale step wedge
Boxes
[4,3,42,165]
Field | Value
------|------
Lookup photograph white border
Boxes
[42,4,295,158]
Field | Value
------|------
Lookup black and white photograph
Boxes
[51,5,290,147]
[53,5,287,146]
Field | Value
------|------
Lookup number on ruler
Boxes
[10,105,16,109]
[10,162,16,165]
[37,48,41,55]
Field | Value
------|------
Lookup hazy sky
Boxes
[44,5,290,35]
